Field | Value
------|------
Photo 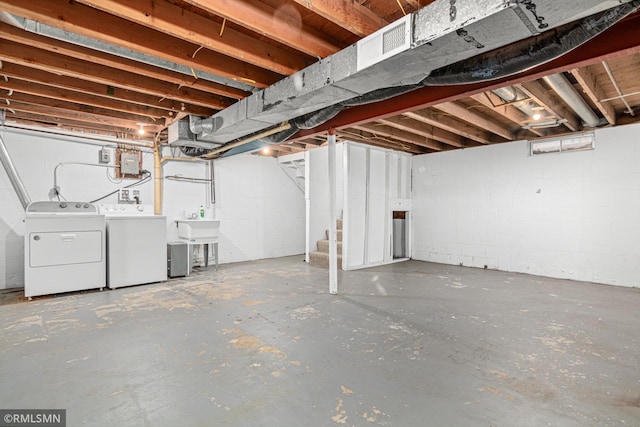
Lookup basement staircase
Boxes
[309,218,343,269]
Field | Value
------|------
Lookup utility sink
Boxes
[177,219,220,243]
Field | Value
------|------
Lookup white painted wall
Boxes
[163,152,305,264]
[0,126,305,289]
[412,124,640,288]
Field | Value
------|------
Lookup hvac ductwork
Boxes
[0,132,31,210]
[168,0,638,156]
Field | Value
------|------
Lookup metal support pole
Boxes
[153,137,163,215]
[327,130,338,295]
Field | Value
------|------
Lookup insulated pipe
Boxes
[0,132,31,210]
[202,122,291,159]
[153,136,162,215]
[543,74,601,128]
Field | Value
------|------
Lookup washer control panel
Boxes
[98,204,154,216]
[26,201,97,214]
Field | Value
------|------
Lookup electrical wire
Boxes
[89,170,151,203]
[105,165,124,184]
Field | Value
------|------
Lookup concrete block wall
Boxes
[163,153,305,264]
[411,124,640,287]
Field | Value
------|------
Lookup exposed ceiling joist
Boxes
[182,0,341,58]
[353,123,450,151]
[469,93,549,138]
[0,62,216,117]
[290,0,388,36]
[377,116,470,148]
[0,21,249,100]
[0,0,282,87]
[0,79,168,119]
[434,101,516,141]
[74,0,313,75]
[518,80,582,132]
[570,67,617,125]
[0,40,233,110]
[403,109,496,145]
[0,1,639,155]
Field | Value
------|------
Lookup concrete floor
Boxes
[1,256,639,426]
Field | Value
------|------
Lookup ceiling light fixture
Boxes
[531,106,545,121]
[262,147,270,155]
[137,123,145,135]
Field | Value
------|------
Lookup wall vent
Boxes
[357,15,412,71]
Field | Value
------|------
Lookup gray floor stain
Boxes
[1,256,639,426]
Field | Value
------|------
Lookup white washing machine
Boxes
[25,201,106,298]
[99,204,167,289]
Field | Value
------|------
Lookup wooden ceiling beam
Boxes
[290,0,388,37]
[74,0,312,75]
[338,129,430,154]
[434,101,516,141]
[2,99,163,132]
[0,78,169,119]
[0,22,249,100]
[378,116,470,148]
[0,0,281,88]
[570,67,617,125]
[2,92,161,127]
[353,123,449,151]
[470,92,549,138]
[518,80,582,132]
[0,40,233,110]
[5,111,151,139]
[403,109,494,145]
[183,0,341,58]
[0,62,216,117]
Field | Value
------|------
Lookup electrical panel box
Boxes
[121,152,140,175]
[99,148,111,164]
[115,148,142,179]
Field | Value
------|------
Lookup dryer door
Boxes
[29,231,103,267]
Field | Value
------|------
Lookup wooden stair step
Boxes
[325,229,342,241]
[316,239,342,254]
[309,251,343,269]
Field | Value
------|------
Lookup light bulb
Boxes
[137,124,145,135]
[533,112,542,121]
[262,147,270,154]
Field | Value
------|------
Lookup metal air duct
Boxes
[175,0,635,152]
[543,73,602,127]
[0,132,31,210]
[492,86,541,117]
[177,0,634,151]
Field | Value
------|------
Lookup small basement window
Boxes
[530,132,595,156]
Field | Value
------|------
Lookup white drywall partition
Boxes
[343,142,412,270]
[0,126,304,289]
[411,124,640,288]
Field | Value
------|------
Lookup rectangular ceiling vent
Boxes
[357,14,412,72]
